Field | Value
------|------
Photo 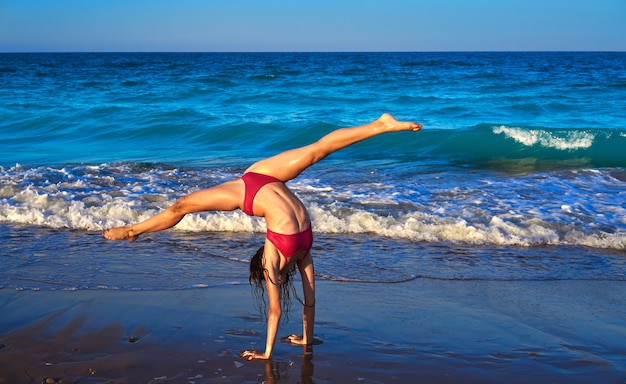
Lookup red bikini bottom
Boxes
[266,226,313,258]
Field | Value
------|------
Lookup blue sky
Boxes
[1,0,624,52]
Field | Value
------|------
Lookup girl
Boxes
[103,113,422,360]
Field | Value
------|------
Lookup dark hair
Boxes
[249,245,297,322]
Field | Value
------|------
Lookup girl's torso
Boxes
[251,182,310,232]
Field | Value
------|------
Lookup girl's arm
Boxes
[260,268,282,358]
[288,252,315,346]
[241,251,282,360]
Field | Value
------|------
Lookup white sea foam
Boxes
[0,189,626,249]
[1,184,624,250]
[1,162,625,251]
[493,125,595,150]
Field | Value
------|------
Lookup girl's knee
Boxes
[308,142,331,164]
[171,196,192,214]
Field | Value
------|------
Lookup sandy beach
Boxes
[1,278,625,383]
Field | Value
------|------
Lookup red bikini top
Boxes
[241,172,282,216]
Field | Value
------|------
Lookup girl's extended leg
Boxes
[245,113,421,182]
[103,180,242,241]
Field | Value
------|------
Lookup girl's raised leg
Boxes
[245,113,421,182]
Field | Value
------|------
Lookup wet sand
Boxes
[1,279,625,383]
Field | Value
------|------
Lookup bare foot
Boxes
[378,113,422,133]
[102,226,138,241]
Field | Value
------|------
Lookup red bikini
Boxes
[241,172,282,216]
[266,226,313,259]
[241,172,313,258]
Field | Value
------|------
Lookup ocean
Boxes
[1,52,625,291]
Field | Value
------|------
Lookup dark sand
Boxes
[1,279,625,383]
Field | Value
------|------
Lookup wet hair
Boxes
[249,245,298,322]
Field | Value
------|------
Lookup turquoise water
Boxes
[1,52,625,289]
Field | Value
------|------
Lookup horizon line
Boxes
[1,49,625,54]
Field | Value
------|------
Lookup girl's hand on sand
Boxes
[240,350,268,361]
[286,334,306,345]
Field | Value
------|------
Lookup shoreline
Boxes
[1,279,625,383]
